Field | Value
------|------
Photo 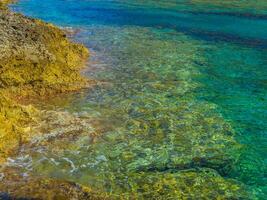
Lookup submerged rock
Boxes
[118,101,240,175]
[0,167,109,200]
[0,167,253,200]
[74,27,242,175]
[125,169,251,199]
[111,168,253,199]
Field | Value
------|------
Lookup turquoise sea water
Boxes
[9,0,267,199]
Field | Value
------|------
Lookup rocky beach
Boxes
[0,0,266,199]
[0,1,101,198]
[0,0,89,163]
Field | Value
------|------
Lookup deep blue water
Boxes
[10,0,267,198]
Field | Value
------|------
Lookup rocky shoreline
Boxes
[0,1,102,198]
[0,0,90,163]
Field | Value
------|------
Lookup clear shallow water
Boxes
[9,0,267,199]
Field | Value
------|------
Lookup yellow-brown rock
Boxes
[0,4,90,163]
[0,0,14,9]
[0,92,39,163]
[0,10,89,95]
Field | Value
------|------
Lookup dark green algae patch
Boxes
[0,1,262,199]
